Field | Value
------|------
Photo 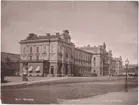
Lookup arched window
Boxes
[30,47,32,53]
[36,55,39,60]
[30,56,32,60]
[94,57,96,61]
[94,57,96,66]
[43,46,46,53]
[23,47,26,54]
[51,66,54,74]
[36,46,39,53]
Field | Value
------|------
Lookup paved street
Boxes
[60,88,138,105]
[1,77,138,104]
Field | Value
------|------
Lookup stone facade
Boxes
[111,59,116,76]
[120,64,138,75]
[19,30,92,77]
[113,56,123,75]
[80,43,110,76]
[74,48,92,76]
[107,50,113,76]
[19,30,123,77]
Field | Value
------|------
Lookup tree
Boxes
[1,61,5,82]
[4,56,13,76]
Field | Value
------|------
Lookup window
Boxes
[36,55,39,60]
[66,53,68,58]
[94,62,96,66]
[30,47,32,53]
[94,57,96,66]
[23,47,26,54]
[51,66,54,74]
[43,46,46,53]
[94,57,96,61]
[36,46,39,53]
[30,56,32,60]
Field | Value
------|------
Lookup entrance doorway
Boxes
[51,66,54,75]
[65,64,68,75]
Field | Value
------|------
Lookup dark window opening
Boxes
[51,66,54,74]
[37,46,39,53]
[30,47,32,53]
[30,56,32,60]
[94,57,96,61]
[23,47,26,54]
[43,46,46,53]
[36,55,39,60]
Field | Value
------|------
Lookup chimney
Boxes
[29,33,36,36]
[63,30,69,35]
[56,32,60,36]
[46,33,50,36]
[88,45,90,47]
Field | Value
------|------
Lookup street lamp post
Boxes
[125,58,129,92]
[47,33,51,75]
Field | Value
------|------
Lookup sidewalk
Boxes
[1,77,67,88]
[1,76,123,86]
[59,88,138,105]
[1,76,136,88]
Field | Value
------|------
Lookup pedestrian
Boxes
[22,67,28,81]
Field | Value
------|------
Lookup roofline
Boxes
[1,52,20,56]
[75,48,92,55]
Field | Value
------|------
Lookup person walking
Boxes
[22,67,28,81]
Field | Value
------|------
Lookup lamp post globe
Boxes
[125,58,129,65]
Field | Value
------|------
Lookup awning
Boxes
[28,66,33,71]
[36,66,40,72]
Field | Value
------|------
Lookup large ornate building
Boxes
[19,30,123,77]
[19,30,92,76]
[74,48,92,76]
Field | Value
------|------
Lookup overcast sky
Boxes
[1,1,138,64]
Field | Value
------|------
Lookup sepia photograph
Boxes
[1,1,138,104]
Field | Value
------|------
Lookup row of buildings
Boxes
[18,30,126,77]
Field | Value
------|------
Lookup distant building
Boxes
[111,59,116,76]
[74,48,92,76]
[80,43,110,76]
[107,50,113,76]
[113,56,123,75]
[123,64,138,75]
[1,52,20,76]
